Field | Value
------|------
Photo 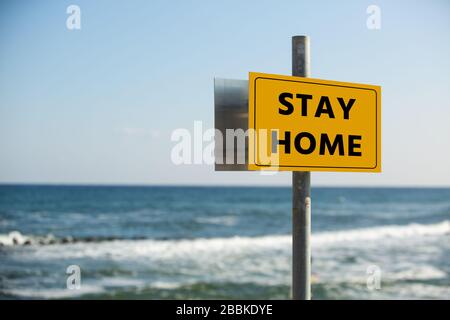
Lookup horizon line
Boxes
[1,182,450,189]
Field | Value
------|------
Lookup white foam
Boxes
[7,221,446,265]
[390,265,447,281]
[195,216,237,226]
[2,220,448,248]
[0,231,30,246]
[151,281,185,289]
[0,231,57,246]
[313,220,450,245]
[4,284,105,299]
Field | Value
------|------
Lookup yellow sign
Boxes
[248,72,381,172]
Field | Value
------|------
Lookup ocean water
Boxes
[0,185,449,300]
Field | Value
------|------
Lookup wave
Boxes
[2,284,106,299]
[313,220,450,245]
[0,232,145,247]
[1,221,448,299]
[0,220,448,248]
[4,269,448,300]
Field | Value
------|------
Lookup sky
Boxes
[0,0,449,186]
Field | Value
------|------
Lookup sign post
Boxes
[215,35,381,300]
[292,35,311,300]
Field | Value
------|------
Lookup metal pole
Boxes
[292,35,311,300]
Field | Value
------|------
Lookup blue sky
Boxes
[1,0,449,186]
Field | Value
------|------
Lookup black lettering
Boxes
[296,94,313,116]
[272,130,291,154]
[294,132,316,154]
[319,134,344,155]
[337,97,356,120]
[348,135,362,156]
[314,96,335,118]
[279,92,294,115]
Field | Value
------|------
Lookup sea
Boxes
[0,185,449,299]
